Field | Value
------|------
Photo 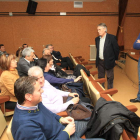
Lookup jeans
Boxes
[137,58,140,100]
[70,121,105,140]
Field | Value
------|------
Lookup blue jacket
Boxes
[12,102,69,140]
[44,72,74,89]
[133,33,140,50]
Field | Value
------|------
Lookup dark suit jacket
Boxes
[95,33,119,69]
[17,57,36,77]
[52,51,62,60]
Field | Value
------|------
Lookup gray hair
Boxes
[97,23,107,32]
[22,47,34,57]
[42,48,49,55]
[28,66,43,76]
[45,44,53,49]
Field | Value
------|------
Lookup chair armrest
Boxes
[80,61,88,65]
[125,105,138,112]
[85,65,93,70]
[74,56,82,59]
[90,71,98,76]
[100,88,118,95]
[95,78,106,84]
[79,58,85,62]
[57,111,68,117]
[0,95,10,104]
[56,62,61,66]
[122,130,130,140]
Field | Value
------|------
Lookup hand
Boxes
[61,69,65,71]
[64,122,75,136]
[74,76,82,82]
[60,116,74,124]
[68,93,79,98]
[71,97,79,104]
[137,39,140,43]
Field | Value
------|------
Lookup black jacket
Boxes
[85,97,140,140]
[95,33,119,69]
[73,64,90,77]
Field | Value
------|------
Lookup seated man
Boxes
[17,47,38,77]
[12,76,105,140]
[28,66,79,114]
[42,48,68,77]
[46,44,74,70]
[0,44,8,56]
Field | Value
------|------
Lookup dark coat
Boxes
[17,57,36,77]
[86,97,140,140]
[52,50,62,60]
[95,33,119,69]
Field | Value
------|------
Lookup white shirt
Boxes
[24,58,30,64]
[99,34,106,60]
[42,80,74,114]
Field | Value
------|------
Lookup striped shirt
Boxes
[17,102,38,110]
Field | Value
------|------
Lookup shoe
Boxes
[130,98,140,103]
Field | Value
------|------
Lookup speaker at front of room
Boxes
[26,0,38,14]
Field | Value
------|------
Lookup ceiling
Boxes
[0,0,105,2]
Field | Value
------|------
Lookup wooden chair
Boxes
[0,109,7,137]
[0,95,14,116]
[6,118,14,140]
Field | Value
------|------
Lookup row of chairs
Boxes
[69,53,140,140]
[1,53,140,140]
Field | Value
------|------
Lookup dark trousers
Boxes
[5,101,16,110]
[61,57,74,70]
[98,59,114,89]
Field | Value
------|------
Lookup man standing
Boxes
[130,34,140,103]
[95,23,119,89]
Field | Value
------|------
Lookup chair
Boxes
[6,118,14,140]
[0,95,14,116]
[0,109,7,137]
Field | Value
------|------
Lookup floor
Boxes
[1,64,140,140]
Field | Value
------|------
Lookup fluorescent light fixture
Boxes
[60,12,66,15]
[9,12,13,16]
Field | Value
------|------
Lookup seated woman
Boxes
[0,54,19,109]
[38,56,81,89]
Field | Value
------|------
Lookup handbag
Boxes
[66,103,92,121]
[61,84,72,92]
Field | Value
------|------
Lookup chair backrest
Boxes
[80,69,90,96]
[69,53,78,67]
[89,81,101,106]
[0,109,7,137]
[0,95,14,116]
[6,118,14,140]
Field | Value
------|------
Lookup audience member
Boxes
[95,23,119,89]
[16,43,28,57]
[42,48,68,77]
[0,54,19,109]
[38,57,81,89]
[130,33,140,103]
[28,66,79,114]
[17,47,37,77]
[46,44,74,70]
[12,76,105,140]
[0,44,8,56]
